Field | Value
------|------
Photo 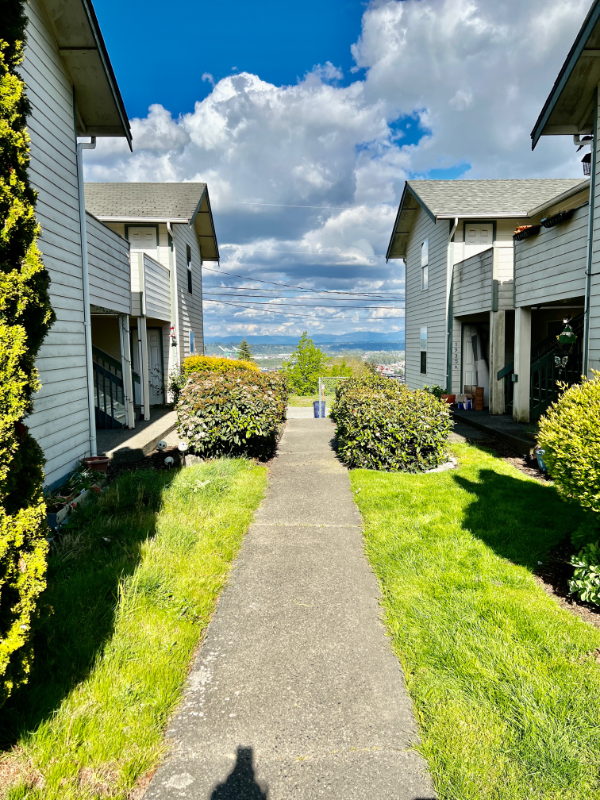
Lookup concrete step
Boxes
[451,409,536,456]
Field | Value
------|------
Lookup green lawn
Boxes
[0,459,266,799]
[288,393,335,407]
[351,442,600,800]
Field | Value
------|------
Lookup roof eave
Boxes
[527,178,590,216]
[531,0,600,149]
[191,186,220,262]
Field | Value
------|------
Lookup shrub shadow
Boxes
[0,469,178,748]
[452,461,587,571]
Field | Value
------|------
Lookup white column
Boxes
[489,310,506,415]
[513,306,531,423]
[119,315,135,429]
[138,316,151,421]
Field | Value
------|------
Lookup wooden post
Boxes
[119,315,135,428]
[489,310,506,415]
[138,316,151,422]
[513,306,531,423]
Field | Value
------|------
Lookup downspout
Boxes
[166,222,181,367]
[76,137,97,456]
[445,217,459,391]
[583,87,598,376]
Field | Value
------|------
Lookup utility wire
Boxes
[204,298,405,320]
[203,265,403,299]
[203,285,404,300]
[203,294,404,309]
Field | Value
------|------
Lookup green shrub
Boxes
[538,372,600,512]
[0,3,55,707]
[569,542,600,606]
[177,370,288,459]
[330,375,451,472]
[423,384,444,399]
[183,354,259,376]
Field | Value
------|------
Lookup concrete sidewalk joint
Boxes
[144,417,436,800]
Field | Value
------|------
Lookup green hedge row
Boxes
[1,2,55,707]
[177,370,288,459]
[330,375,451,472]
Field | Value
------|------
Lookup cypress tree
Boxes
[0,0,55,705]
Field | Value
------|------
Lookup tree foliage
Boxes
[0,1,55,707]
[283,332,329,395]
[237,338,254,362]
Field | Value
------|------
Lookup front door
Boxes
[148,328,164,404]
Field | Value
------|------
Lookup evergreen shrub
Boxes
[182,354,259,376]
[177,371,288,459]
[330,375,451,472]
[0,2,55,706]
[538,372,600,513]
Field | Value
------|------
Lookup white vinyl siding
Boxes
[515,204,588,308]
[405,205,449,388]
[587,105,600,374]
[144,255,171,322]
[87,213,131,315]
[21,0,90,487]
[453,249,493,317]
[173,223,204,358]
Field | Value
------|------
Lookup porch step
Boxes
[451,409,536,456]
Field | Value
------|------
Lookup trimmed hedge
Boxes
[182,354,259,376]
[330,375,451,472]
[538,372,600,513]
[177,370,288,459]
[1,4,55,707]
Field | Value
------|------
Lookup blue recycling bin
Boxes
[313,401,326,418]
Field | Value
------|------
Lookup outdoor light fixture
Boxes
[156,440,168,452]
[557,319,577,347]
[582,152,592,176]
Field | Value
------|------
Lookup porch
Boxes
[451,408,536,456]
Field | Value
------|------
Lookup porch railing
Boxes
[530,350,583,420]
[497,362,514,414]
[92,346,131,429]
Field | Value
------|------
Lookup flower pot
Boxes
[441,394,455,404]
[81,456,110,473]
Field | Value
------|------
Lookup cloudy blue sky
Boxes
[87,0,589,341]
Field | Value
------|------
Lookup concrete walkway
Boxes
[145,418,436,800]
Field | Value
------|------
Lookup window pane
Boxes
[420,351,427,374]
[420,326,427,351]
[422,264,428,290]
[187,269,192,294]
[421,239,429,267]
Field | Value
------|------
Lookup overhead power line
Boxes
[203,298,405,321]
[203,285,404,300]
[203,265,404,299]
[203,294,404,310]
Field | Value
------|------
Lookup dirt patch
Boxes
[465,436,550,483]
[534,539,600,629]
[0,752,44,798]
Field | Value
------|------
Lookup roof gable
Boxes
[42,0,131,147]
[386,178,586,260]
[85,182,220,261]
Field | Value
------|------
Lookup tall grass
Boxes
[0,459,266,799]
[351,442,600,800]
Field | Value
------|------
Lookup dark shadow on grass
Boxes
[0,468,178,748]
[453,460,588,571]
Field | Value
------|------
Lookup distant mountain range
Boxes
[205,331,405,346]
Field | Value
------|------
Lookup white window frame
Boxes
[421,239,429,291]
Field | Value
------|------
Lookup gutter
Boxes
[444,217,459,392]
[76,137,97,457]
[166,222,181,367]
[584,89,598,375]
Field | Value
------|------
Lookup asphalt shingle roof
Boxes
[85,182,207,220]
[408,178,587,217]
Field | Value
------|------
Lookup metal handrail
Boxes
[497,362,514,381]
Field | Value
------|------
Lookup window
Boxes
[421,239,429,291]
[420,326,427,374]
[189,330,195,354]
[186,244,192,294]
